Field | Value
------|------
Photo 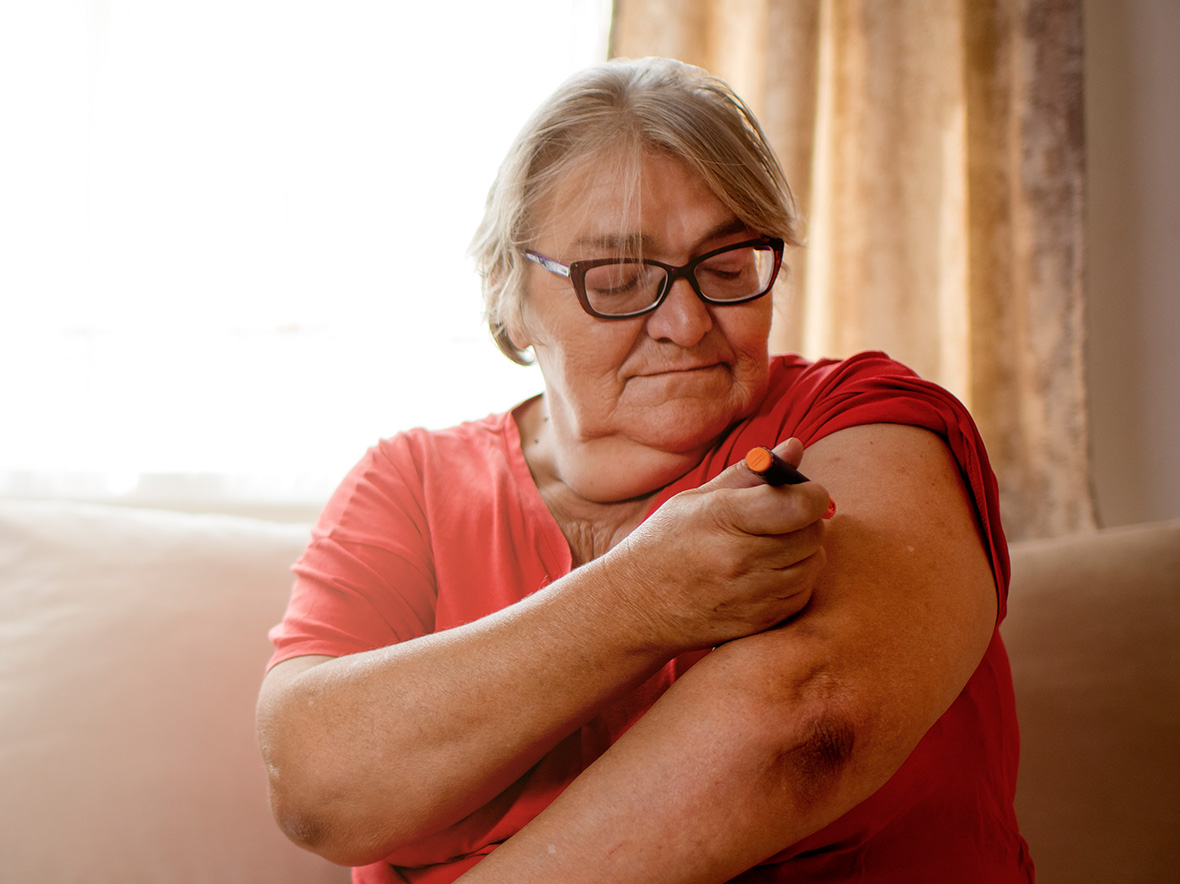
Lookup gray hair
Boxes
[470,56,799,365]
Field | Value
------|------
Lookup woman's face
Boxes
[517,150,774,461]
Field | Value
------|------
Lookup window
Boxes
[0,0,611,513]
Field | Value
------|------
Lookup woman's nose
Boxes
[644,277,714,346]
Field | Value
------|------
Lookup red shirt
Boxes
[269,352,1033,882]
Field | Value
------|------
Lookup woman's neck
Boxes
[515,396,693,565]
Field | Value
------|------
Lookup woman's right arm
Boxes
[258,559,673,866]
[256,450,831,867]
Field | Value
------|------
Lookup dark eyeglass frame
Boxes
[522,236,786,319]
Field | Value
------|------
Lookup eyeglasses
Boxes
[523,237,785,319]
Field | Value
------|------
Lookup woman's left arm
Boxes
[456,422,999,883]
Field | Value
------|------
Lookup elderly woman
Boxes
[257,57,1033,883]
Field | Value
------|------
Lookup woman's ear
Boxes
[505,316,532,352]
[506,312,529,349]
[505,296,540,352]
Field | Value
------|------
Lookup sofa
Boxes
[1,498,1177,883]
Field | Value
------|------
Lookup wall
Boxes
[1083,0,1180,528]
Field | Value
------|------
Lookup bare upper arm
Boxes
[708,422,998,760]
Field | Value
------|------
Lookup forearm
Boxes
[259,554,674,865]
[452,632,899,884]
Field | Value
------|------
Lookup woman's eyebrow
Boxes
[573,218,750,255]
[573,232,652,252]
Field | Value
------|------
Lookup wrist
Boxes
[582,540,696,661]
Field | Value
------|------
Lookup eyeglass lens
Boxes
[581,243,777,316]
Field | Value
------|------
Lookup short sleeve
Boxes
[267,435,439,668]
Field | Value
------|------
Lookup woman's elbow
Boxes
[261,745,352,863]
[257,710,405,866]
[268,788,334,858]
[264,765,404,867]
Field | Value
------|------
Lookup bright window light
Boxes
[0,0,611,507]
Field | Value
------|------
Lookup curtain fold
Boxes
[611,0,1094,539]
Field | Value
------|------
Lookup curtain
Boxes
[611,0,1094,540]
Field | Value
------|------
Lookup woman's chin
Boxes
[620,403,742,455]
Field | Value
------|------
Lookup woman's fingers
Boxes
[701,438,807,491]
[609,454,832,650]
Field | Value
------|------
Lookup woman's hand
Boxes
[601,438,833,654]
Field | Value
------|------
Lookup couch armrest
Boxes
[1004,519,1180,884]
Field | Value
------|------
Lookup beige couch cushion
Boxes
[0,500,347,884]
[1005,519,1180,884]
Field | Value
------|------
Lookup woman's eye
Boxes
[585,263,657,297]
[587,270,638,297]
[699,254,751,281]
[700,265,744,280]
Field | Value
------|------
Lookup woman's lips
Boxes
[634,361,724,378]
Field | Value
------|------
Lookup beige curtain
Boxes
[611,0,1094,540]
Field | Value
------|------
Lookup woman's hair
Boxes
[470,56,799,365]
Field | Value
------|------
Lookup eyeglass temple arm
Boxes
[524,251,571,278]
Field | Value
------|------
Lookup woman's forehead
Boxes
[536,149,736,249]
